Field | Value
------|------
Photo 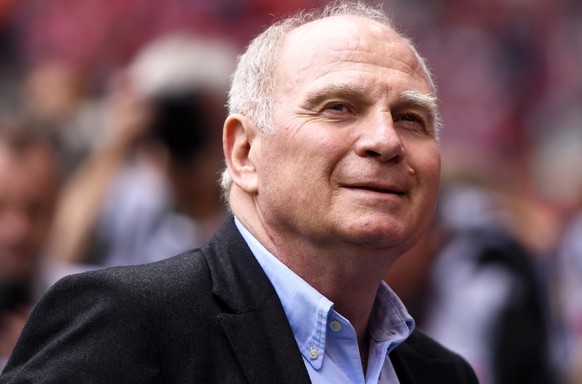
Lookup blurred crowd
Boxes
[0,0,581,383]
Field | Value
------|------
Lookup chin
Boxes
[361,235,416,252]
[343,221,418,251]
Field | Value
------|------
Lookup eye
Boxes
[321,102,355,117]
[397,113,420,123]
[394,113,426,130]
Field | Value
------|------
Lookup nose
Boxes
[355,111,404,163]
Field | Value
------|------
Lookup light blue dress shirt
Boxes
[235,218,415,384]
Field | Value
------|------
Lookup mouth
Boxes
[344,184,406,195]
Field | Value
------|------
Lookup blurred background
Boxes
[0,0,581,383]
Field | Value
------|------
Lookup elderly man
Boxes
[1,1,478,383]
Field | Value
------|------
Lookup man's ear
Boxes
[223,114,259,194]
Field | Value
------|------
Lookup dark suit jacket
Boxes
[0,218,478,383]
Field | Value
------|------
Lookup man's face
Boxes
[252,16,441,255]
[0,143,57,282]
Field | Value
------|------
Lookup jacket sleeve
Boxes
[0,269,161,383]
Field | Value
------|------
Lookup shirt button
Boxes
[309,347,319,360]
[329,320,342,332]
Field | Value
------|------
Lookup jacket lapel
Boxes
[391,331,469,384]
[203,218,311,384]
[218,301,311,384]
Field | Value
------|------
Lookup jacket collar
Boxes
[202,217,311,384]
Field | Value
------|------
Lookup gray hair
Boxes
[220,0,439,199]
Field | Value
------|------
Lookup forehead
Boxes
[276,15,430,95]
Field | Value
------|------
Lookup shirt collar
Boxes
[370,281,415,346]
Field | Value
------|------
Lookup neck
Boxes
[300,255,387,375]
[232,197,397,343]
[290,253,386,339]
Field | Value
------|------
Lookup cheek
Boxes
[262,133,336,178]
[257,116,355,202]
[420,175,440,218]
[256,144,333,221]
[410,145,441,201]
[426,156,441,191]
[414,143,441,179]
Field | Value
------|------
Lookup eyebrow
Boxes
[301,83,370,111]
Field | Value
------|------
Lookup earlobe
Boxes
[223,114,259,194]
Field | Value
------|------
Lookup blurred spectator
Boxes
[544,96,582,384]
[21,60,105,176]
[527,83,582,384]
[558,212,582,384]
[0,122,60,371]
[47,34,235,269]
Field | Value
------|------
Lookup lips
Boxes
[355,185,405,194]
[343,182,407,195]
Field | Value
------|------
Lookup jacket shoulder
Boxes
[0,250,214,383]
[47,248,214,310]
